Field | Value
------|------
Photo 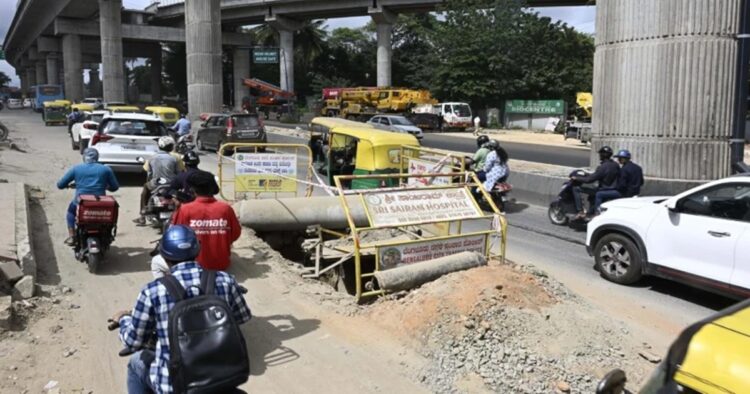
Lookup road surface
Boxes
[266,121,591,168]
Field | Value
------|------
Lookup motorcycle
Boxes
[548,169,594,226]
[175,134,195,155]
[479,181,513,212]
[71,189,119,273]
[143,178,176,234]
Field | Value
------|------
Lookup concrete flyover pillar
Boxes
[151,45,163,102]
[369,6,397,87]
[266,15,303,93]
[35,61,46,85]
[99,0,125,103]
[593,0,741,180]
[46,53,60,85]
[185,0,223,119]
[62,34,84,102]
[89,66,101,97]
[26,67,36,89]
[233,47,250,110]
[20,75,27,94]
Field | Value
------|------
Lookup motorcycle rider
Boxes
[112,225,251,393]
[133,136,181,226]
[571,146,620,219]
[593,149,645,211]
[67,107,85,133]
[466,135,491,182]
[56,148,120,246]
[169,150,201,205]
[482,140,510,191]
[170,113,191,139]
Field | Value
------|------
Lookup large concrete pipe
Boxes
[373,251,487,293]
[236,196,369,232]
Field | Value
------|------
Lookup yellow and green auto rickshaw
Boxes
[71,102,96,112]
[106,104,140,113]
[42,101,70,126]
[144,106,179,126]
[597,298,750,394]
[308,117,419,189]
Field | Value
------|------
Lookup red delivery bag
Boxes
[76,195,119,225]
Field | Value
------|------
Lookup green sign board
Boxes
[253,48,279,64]
[504,100,565,115]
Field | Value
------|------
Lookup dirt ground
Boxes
[0,112,660,393]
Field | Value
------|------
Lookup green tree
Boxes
[0,72,10,88]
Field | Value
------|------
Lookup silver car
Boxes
[90,113,168,173]
[367,115,424,140]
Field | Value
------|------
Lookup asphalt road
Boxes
[266,121,591,168]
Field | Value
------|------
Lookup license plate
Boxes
[122,144,140,150]
[159,212,172,220]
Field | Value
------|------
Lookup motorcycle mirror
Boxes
[595,369,627,394]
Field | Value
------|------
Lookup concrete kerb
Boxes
[14,183,35,292]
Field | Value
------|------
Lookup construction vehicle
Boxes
[574,92,593,122]
[318,87,442,130]
[563,92,593,144]
[242,78,296,120]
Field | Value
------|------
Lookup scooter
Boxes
[143,178,176,234]
[479,181,513,212]
[548,169,594,226]
[175,134,195,155]
[72,191,119,273]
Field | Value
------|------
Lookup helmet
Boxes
[598,146,613,158]
[476,135,490,148]
[486,139,499,150]
[614,149,631,159]
[158,136,175,150]
[82,148,99,164]
[159,225,200,262]
[183,151,200,167]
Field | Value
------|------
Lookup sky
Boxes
[0,0,595,88]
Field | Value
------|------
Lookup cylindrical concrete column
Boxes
[233,47,250,110]
[279,29,294,92]
[46,53,60,85]
[62,34,84,101]
[35,62,46,85]
[593,0,740,180]
[99,0,125,103]
[375,22,393,87]
[185,0,222,119]
[89,67,101,97]
[20,75,27,94]
[151,47,163,102]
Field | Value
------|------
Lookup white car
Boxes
[586,176,750,299]
[70,110,108,153]
[81,97,103,109]
[22,98,32,108]
[367,115,424,140]
[6,98,23,109]
[90,113,168,172]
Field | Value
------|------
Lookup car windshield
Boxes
[389,117,413,126]
[451,104,472,117]
[232,116,260,128]
[103,120,165,136]
[90,114,105,123]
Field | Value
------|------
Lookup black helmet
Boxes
[183,151,200,167]
[476,135,490,148]
[598,146,613,158]
[486,139,500,150]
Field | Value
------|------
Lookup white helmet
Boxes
[158,136,175,150]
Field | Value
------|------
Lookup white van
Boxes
[434,102,473,131]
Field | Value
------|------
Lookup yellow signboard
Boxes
[234,153,297,193]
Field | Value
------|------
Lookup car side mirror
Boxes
[201,122,207,128]
[595,369,627,394]
[666,199,679,212]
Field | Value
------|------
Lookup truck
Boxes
[318,87,443,130]
[243,78,296,120]
[412,102,474,131]
[562,92,593,144]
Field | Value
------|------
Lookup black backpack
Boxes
[159,270,249,393]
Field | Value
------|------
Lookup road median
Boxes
[0,182,36,300]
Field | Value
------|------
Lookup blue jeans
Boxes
[594,189,622,213]
[127,350,156,394]
[66,202,77,230]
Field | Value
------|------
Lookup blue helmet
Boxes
[614,149,631,159]
[159,225,200,262]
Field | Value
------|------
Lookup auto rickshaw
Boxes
[597,298,750,394]
[71,103,96,112]
[144,106,179,126]
[107,104,140,113]
[309,117,419,189]
[42,101,70,126]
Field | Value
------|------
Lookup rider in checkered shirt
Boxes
[111,225,252,393]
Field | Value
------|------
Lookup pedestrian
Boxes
[473,116,481,136]
[115,225,251,393]
[157,171,241,275]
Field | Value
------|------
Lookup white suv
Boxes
[586,176,750,299]
[90,113,168,172]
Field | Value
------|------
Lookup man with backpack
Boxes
[113,225,251,393]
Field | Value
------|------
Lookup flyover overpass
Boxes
[3,0,746,183]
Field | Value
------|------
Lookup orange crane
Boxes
[242,78,296,120]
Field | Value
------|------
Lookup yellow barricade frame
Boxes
[316,171,507,301]
[217,143,315,202]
